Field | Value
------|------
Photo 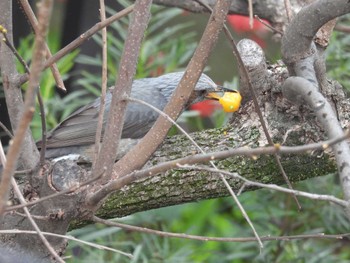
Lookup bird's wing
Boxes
[121,86,168,138]
[42,95,109,148]
[42,86,169,148]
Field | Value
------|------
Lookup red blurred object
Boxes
[227,15,270,48]
[190,100,221,117]
[146,52,165,77]
[250,35,267,49]
[227,15,269,34]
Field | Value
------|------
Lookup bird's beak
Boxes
[205,86,242,113]
[205,92,222,100]
[205,85,234,100]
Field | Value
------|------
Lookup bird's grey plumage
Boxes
[39,72,219,157]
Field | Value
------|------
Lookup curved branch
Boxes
[281,0,350,211]
[282,77,350,203]
[282,0,350,67]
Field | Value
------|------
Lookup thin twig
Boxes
[11,177,64,263]
[248,0,253,29]
[2,122,62,261]
[18,5,134,87]
[126,97,200,148]
[0,141,6,166]
[13,211,48,220]
[335,24,350,33]
[254,15,283,35]
[94,0,108,165]
[37,92,47,165]
[43,5,134,71]
[178,165,347,207]
[3,1,62,260]
[195,0,301,210]
[93,216,350,242]
[19,0,66,91]
[284,0,293,23]
[0,229,133,259]
[0,121,13,138]
[1,32,30,72]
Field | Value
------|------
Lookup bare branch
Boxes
[282,0,350,69]
[92,0,153,183]
[1,28,48,165]
[93,0,108,164]
[284,0,293,22]
[0,0,53,215]
[178,165,347,207]
[92,216,350,243]
[0,121,13,139]
[335,23,350,33]
[0,229,133,259]
[281,0,350,214]
[152,0,302,32]
[254,15,283,35]
[283,77,350,203]
[0,0,39,170]
[42,5,134,71]
[18,0,66,91]
[126,96,263,247]
[6,168,104,212]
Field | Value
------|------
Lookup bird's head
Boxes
[192,74,242,113]
[150,71,242,112]
[188,73,222,105]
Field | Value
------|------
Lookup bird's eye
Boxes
[199,90,207,96]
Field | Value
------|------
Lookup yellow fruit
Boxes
[219,91,242,112]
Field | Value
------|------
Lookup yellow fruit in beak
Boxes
[206,91,242,113]
[219,91,242,112]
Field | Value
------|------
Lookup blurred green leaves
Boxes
[75,0,196,90]
[326,29,350,91]
[16,32,80,139]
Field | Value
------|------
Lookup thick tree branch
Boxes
[92,0,153,183]
[91,125,338,220]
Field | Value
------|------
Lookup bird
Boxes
[37,72,227,160]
